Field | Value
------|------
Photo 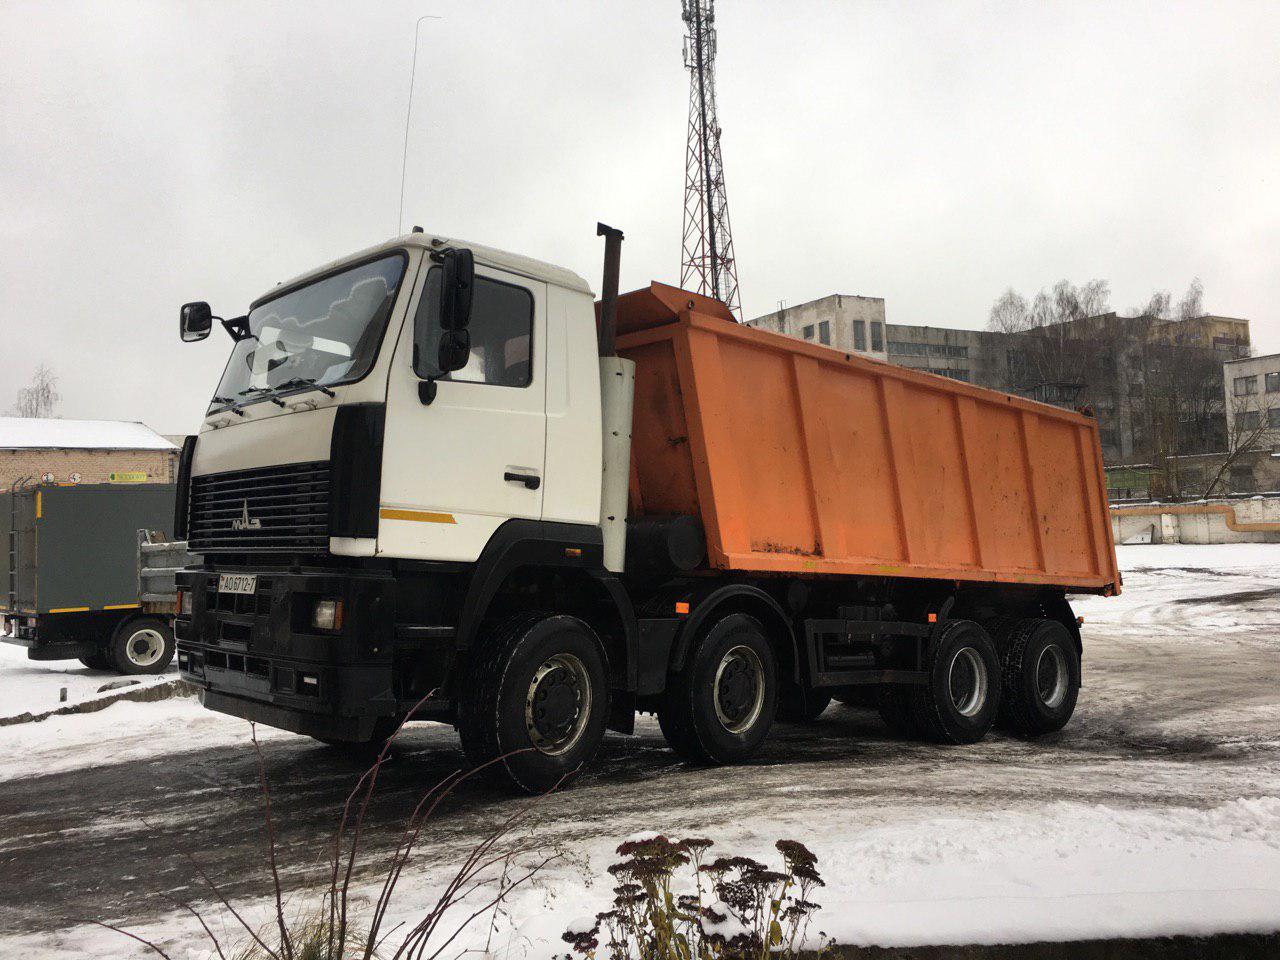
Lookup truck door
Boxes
[379,261,547,562]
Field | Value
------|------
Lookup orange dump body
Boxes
[615,283,1121,595]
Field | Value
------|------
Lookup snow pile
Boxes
[0,639,175,723]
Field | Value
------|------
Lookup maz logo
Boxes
[231,500,263,531]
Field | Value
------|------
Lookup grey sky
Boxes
[2,0,1277,434]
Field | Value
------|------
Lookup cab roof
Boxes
[254,231,593,307]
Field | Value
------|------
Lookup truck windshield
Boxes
[208,253,407,412]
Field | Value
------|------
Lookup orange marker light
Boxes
[675,602,690,615]
[1077,616,1085,626]
[927,613,938,623]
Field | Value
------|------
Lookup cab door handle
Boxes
[504,471,541,490]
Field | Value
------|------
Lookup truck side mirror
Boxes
[437,329,471,373]
[439,248,474,331]
[180,302,213,342]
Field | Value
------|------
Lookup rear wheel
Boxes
[108,617,175,675]
[910,619,1000,744]
[877,686,923,739]
[776,686,832,722]
[658,613,778,765]
[999,618,1080,738]
[458,613,609,793]
[79,651,112,671]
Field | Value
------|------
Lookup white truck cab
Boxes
[186,232,608,563]
[175,227,653,792]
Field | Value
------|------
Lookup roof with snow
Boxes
[0,417,177,451]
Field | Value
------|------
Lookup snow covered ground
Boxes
[0,640,176,719]
[1,544,1278,957]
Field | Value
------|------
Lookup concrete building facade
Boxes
[748,294,1260,499]
[1223,352,1280,449]
[746,295,889,361]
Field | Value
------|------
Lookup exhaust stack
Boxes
[596,222,624,357]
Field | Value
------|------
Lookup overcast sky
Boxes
[2,0,1278,434]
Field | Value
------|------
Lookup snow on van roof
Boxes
[0,417,177,451]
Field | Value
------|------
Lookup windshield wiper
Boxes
[210,396,247,417]
[274,377,336,399]
[239,386,286,407]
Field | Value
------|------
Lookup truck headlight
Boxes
[179,590,193,615]
[311,599,344,632]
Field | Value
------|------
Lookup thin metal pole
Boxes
[397,14,444,235]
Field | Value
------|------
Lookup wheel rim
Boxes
[1036,644,1069,709]
[947,646,988,718]
[713,644,765,734]
[126,628,166,667]
[524,653,592,756]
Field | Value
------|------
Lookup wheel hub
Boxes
[947,646,988,718]
[524,654,591,756]
[1035,644,1068,709]
[713,645,765,733]
[127,629,165,667]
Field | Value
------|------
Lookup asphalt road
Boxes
[1,557,1277,939]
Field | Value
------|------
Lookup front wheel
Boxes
[658,613,778,765]
[108,617,175,675]
[458,613,609,793]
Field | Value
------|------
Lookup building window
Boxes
[853,321,866,351]
[1236,410,1261,432]
[1266,372,1280,393]
[1230,465,1256,493]
[870,322,884,351]
[818,320,831,345]
[888,341,928,356]
[802,325,815,341]
[1269,408,1280,429]
[1234,375,1258,396]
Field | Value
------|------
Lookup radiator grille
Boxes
[189,462,330,554]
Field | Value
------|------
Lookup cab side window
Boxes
[414,267,534,387]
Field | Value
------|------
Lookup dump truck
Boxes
[1,482,191,673]
[173,226,1119,791]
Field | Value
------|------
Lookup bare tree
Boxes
[11,364,61,418]
[987,279,1117,401]
[1203,388,1277,497]
[1177,278,1204,320]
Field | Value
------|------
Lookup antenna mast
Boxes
[680,0,742,321]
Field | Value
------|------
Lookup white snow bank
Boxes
[1,692,284,783]
[0,639,175,722]
[1114,541,1280,571]
[0,416,175,450]
[16,796,1280,958]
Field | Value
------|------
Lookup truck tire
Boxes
[998,618,1080,738]
[877,686,923,739]
[910,619,1000,745]
[108,617,175,675]
[79,652,112,671]
[458,613,609,794]
[776,686,832,722]
[657,613,778,765]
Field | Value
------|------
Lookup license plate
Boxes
[218,574,257,595]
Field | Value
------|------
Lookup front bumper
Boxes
[176,564,399,739]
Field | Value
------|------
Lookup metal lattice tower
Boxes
[680,0,742,320]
